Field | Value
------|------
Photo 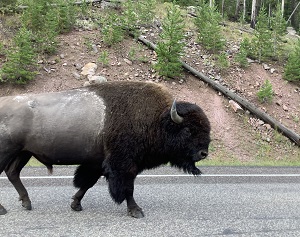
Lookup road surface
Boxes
[1,166,300,237]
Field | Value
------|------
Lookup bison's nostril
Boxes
[200,150,208,159]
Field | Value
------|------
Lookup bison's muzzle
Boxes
[193,149,208,162]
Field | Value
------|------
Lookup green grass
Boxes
[26,158,45,167]
[198,159,300,167]
[26,155,300,168]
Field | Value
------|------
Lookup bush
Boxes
[257,79,274,103]
[121,0,156,37]
[100,0,156,45]
[215,52,230,71]
[283,39,300,82]
[1,27,37,84]
[0,0,18,14]
[21,0,76,54]
[101,13,125,46]
[154,3,186,79]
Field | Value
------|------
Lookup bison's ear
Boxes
[170,99,183,124]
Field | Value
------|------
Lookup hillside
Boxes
[0,3,299,165]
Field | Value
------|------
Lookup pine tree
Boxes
[252,6,273,63]
[257,79,274,103]
[194,2,224,53]
[270,3,286,60]
[154,3,186,79]
[283,39,300,82]
[235,38,249,68]
[0,0,17,8]
[1,27,37,84]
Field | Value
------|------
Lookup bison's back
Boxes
[0,88,106,163]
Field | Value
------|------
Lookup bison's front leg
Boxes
[124,178,144,218]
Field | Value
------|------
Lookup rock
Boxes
[231,45,239,53]
[247,58,255,63]
[92,44,98,53]
[187,6,197,15]
[88,75,107,84]
[81,62,97,77]
[276,100,282,106]
[73,72,81,80]
[257,120,264,126]
[287,27,298,36]
[124,58,133,65]
[74,63,83,71]
[264,124,272,130]
[263,63,270,70]
[60,54,65,59]
[270,68,276,74]
[215,75,221,80]
[283,105,289,111]
[83,81,91,87]
[229,100,243,113]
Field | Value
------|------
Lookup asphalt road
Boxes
[1,166,300,237]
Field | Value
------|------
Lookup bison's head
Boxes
[161,100,211,175]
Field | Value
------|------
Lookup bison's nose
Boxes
[199,150,208,159]
[193,150,208,161]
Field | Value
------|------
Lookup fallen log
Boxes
[18,0,102,9]
[137,35,300,146]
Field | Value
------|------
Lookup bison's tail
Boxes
[46,165,53,175]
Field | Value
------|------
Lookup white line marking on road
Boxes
[1,174,300,180]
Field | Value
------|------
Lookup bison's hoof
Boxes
[127,207,144,218]
[71,202,83,211]
[0,205,7,215]
[22,201,32,210]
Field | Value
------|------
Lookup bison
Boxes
[0,81,210,218]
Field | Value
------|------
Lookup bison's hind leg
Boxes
[0,147,27,215]
[71,164,102,211]
[5,151,32,211]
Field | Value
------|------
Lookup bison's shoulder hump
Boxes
[89,81,173,107]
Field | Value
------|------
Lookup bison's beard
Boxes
[171,161,202,176]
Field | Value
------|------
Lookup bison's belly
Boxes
[23,128,104,164]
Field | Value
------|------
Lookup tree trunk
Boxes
[287,1,300,23]
[282,0,285,16]
[235,0,241,19]
[221,0,225,18]
[135,35,300,146]
[243,0,246,21]
[251,0,257,28]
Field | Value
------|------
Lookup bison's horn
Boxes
[171,99,183,124]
